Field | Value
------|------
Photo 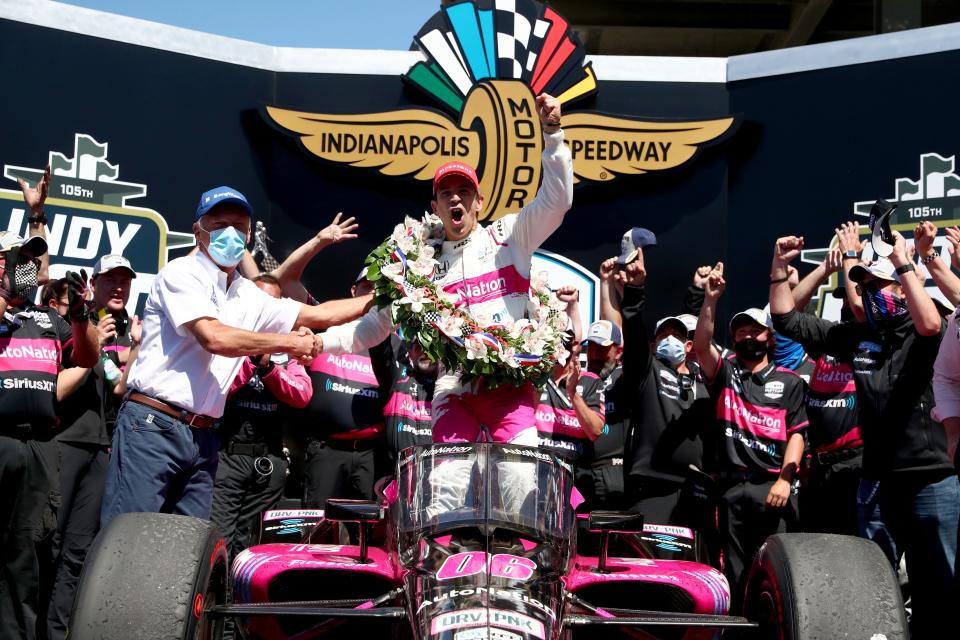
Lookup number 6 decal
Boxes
[436,552,536,581]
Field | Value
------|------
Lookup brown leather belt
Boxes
[128,392,218,429]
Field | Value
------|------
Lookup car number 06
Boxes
[436,552,536,581]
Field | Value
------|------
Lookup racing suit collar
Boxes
[442,225,483,254]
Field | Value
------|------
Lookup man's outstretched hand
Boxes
[317,212,359,246]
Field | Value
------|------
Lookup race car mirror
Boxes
[324,499,385,564]
[588,511,644,573]
[324,499,384,523]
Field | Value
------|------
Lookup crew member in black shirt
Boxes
[0,229,97,640]
[43,255,136,640]
[770,233,956,638]
[695,261,807,600]
[617,250,713,535]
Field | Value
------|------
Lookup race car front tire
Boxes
[743,533,907,639]
[69,512,228,640]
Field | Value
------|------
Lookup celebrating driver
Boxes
[317,93,573,445]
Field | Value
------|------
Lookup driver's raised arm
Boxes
[509,94,574,252]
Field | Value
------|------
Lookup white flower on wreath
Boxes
[391,224,408,243]
[408,256,436,278]
[381,261,405,283]
[502,347,520,369]
[464,335,488,360]
[555,343,570,366]
[535,305,551,323]
[399,287,428,313]
[396,234,417,254]
[549,311,569,331]
[523,334,546,356]
[437,309,464,337]
[511,319,536,338]
[531,270,549,290]
[418,244,436,259]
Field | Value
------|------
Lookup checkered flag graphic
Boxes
[493,0,545,81]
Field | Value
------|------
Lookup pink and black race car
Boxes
[69,444,906,639]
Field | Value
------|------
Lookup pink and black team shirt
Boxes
[709,360,808,475]
[806,355,862,454]
[0,305,72,429]
[535,371,606,465]
[307,353,384,438]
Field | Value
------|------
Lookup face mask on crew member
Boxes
[655,335,686,365]
[861,287,909,328]
[734,337,768,362]
[14,259,39,293]
[199,224,246,268]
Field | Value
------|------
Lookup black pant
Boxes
[799,451,862,536]
[43,442,107,640]
[719,476,799,609]
[629,475,720,565]
[0,436,60,640]
[303,441,375,508]
[590,464,625,510]
[209,451,288,561]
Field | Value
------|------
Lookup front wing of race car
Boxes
[219,506,755,640]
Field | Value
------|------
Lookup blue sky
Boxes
[57,0,441,50]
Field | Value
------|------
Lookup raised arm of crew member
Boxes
[835,221,866,321]
[599,257,625,328]
[681,265,712,317]
[888,230,941,336]
[509,93,574,252]
[63,270,100,368]
[916,221,960,306]
[17,165,51,285]
[619,253,652,387]
[693,261,725,382]
[270,213,359,302]
[791,247,842,311]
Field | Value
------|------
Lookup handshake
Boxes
[287,326,322,363]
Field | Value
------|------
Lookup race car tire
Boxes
[743,533,907,639]
[69,512,228,640]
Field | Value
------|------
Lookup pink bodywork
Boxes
[232,543,402,640]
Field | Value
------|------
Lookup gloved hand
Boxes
[64,270,90,322]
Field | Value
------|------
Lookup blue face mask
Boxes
[200,223,246,268]
[655,335,687,366]
[774,332,807,371]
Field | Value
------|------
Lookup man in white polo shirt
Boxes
[100,186,370,525]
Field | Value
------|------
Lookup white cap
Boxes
[729,307,770,333]
[584,320,623,346]
[92,254,136,278]
[848,257,899,284]
[0,231,47,257]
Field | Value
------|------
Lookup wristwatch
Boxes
[895,263,916,275]
[28,212,48,225]
[843,250,859,260]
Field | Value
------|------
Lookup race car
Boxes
[69,443,907,639]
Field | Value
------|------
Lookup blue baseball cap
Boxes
[619,227,657,265]
[195,186,253,220]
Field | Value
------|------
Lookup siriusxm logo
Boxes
[396,422,432,437]
[324,379,379,398]
[808,396,856,410]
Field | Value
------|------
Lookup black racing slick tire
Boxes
[69,513,228,640]
[743,533,908,640]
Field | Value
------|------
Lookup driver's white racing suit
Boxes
[320,130,572,519]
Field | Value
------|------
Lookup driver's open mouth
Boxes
[451,209,464,223]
